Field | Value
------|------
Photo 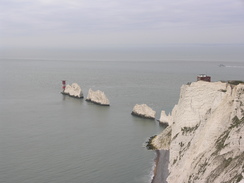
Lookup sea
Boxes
[0,58,243,183]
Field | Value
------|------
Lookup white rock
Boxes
[132,104,156,119]
[159,110,172,125]
[86,89,110,106]
[152,81,244,183]
[63,83,83,98]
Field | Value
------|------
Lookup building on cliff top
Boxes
[197,74,211,82]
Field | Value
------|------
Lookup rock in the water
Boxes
[86,89,110,106]
[159,110,172,125]
[62,83,83,98]
[131,104,156,119]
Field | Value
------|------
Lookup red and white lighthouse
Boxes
[62,80,66,91]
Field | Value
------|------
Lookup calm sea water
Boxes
[0,59,243,183]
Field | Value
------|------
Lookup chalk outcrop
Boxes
[159,110,172,125]
[151,81,244,183]
[62,83,83,98]
[86,89,110,106]
[131,104,156,119]
[147,126,172,150]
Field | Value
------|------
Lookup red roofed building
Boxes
[197,74,211,82]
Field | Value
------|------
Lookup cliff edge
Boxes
[152,81,244,183]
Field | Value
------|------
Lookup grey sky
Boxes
[1,0,244,49]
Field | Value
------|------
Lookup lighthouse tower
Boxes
[62,80,66,91]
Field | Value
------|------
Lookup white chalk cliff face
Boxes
[63,83,83,98]
[153,81,244,183]
[132,104,156,119]
[86,89,110,106]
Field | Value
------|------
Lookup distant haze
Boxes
[0,0,244,61]
[1,45,244,62]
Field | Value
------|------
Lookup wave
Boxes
[224,65,244,68]
[149,153,157,183]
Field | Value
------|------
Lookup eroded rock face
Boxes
[131,104,156,119]
[152,81,244,183]
[148,126,172,150]
[62,83,83,98]
[159,110,172,125]
[86,89,110,106]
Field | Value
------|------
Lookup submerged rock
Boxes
[86,89,110,106]
[62,83,83,98]
[131,104,156,119]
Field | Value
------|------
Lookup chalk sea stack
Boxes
[131,104,156,119]
[62,83,83,98]
[149,81,244,183]
[86,89,110,106]
[158,110,172,125]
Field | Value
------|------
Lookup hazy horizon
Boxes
[1,44,244,62]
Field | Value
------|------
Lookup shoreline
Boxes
[151,150,169,183]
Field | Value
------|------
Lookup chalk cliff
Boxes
[151,81,244,183]
[62,83,83,98]
[86,89,110,106]
[131,104,156,119]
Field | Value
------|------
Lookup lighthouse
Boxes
[62,80,66,91]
